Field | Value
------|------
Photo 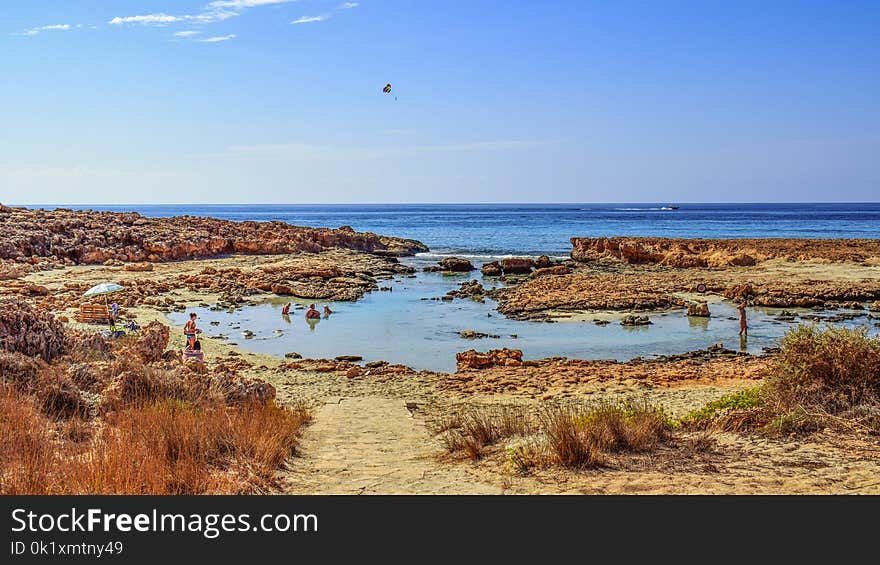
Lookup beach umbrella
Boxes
[82,282,125,322]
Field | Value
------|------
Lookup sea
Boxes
[36,203,880,371]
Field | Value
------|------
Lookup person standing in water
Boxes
[281,302,291,315]
[184,312,202,349]
[737,301,748,337]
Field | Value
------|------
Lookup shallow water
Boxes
[168,260,879,372]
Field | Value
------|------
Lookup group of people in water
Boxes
[281,302,333,319]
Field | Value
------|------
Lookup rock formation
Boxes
[480,261,502,276]
[455,348,523,371]
[500,258,535,274]
[0,205,427,265]
[620,314,652,326]
[687,302,711,317]
[570,237,880,267]
[530,265,571,278]
[0,298,66,361]
[438,257,475,272]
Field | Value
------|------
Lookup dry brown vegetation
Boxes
[0,299,309,494]
[432,401,674,470]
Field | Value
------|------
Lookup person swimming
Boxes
[306,304,321,319]
[323,305,333,317]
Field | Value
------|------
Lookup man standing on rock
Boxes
[738,301,748,337]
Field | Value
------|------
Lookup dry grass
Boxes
[433,400,673,469]
[64,399,310,494]
[540,401,673,468]
[433,406,531,460]
[0,385,57,494]
[0,315,311,495]
[0,387,310,495]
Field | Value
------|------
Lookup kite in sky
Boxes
[382,83,397,100]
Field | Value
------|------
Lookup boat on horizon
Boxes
[661,205,680,210]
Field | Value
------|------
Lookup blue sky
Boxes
[2,0,878,204]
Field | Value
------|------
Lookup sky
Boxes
[1,0,878,204]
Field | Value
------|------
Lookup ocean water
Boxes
[44,203,880,257]
[34,203,880,371]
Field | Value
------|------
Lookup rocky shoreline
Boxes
[483,237,880,320]
[0,204,426,267]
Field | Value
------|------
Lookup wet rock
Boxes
[335,355,363,362]
[530,265,571,278]
[501,258,534,274]
[535,255,553,269]
[687,302,711,317]
[620,314,652,326]
[365,360,388,368]
[458,330,500,339]
[871,301,880,312]
[446,279,485,301]
[481,261,502,277]
[593,319,610,326]
[438,257,475,272]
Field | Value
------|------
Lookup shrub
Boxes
[433,406,531,461]
[681,387,765,431]
[542,401,673,468]
[767,325,880,413]
[683,326,880,436]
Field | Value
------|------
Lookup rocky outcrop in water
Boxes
[500,258,534,274]
[621,314,652,326]
[687,302,711,317]
[480,261,502,276]
[0,205,428,265]
[570,237,880,267]
[438,257,475,272]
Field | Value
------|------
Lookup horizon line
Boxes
[8,201,880,207]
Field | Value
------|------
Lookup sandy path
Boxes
[281,397,501,494]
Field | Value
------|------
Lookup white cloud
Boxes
[338,2,359,9]
[174,30,203,37]
[209,0,293,7]
[19,24,71,36]
[198,34,237,42]
[109,14,181,25]
[292,15,329,24]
